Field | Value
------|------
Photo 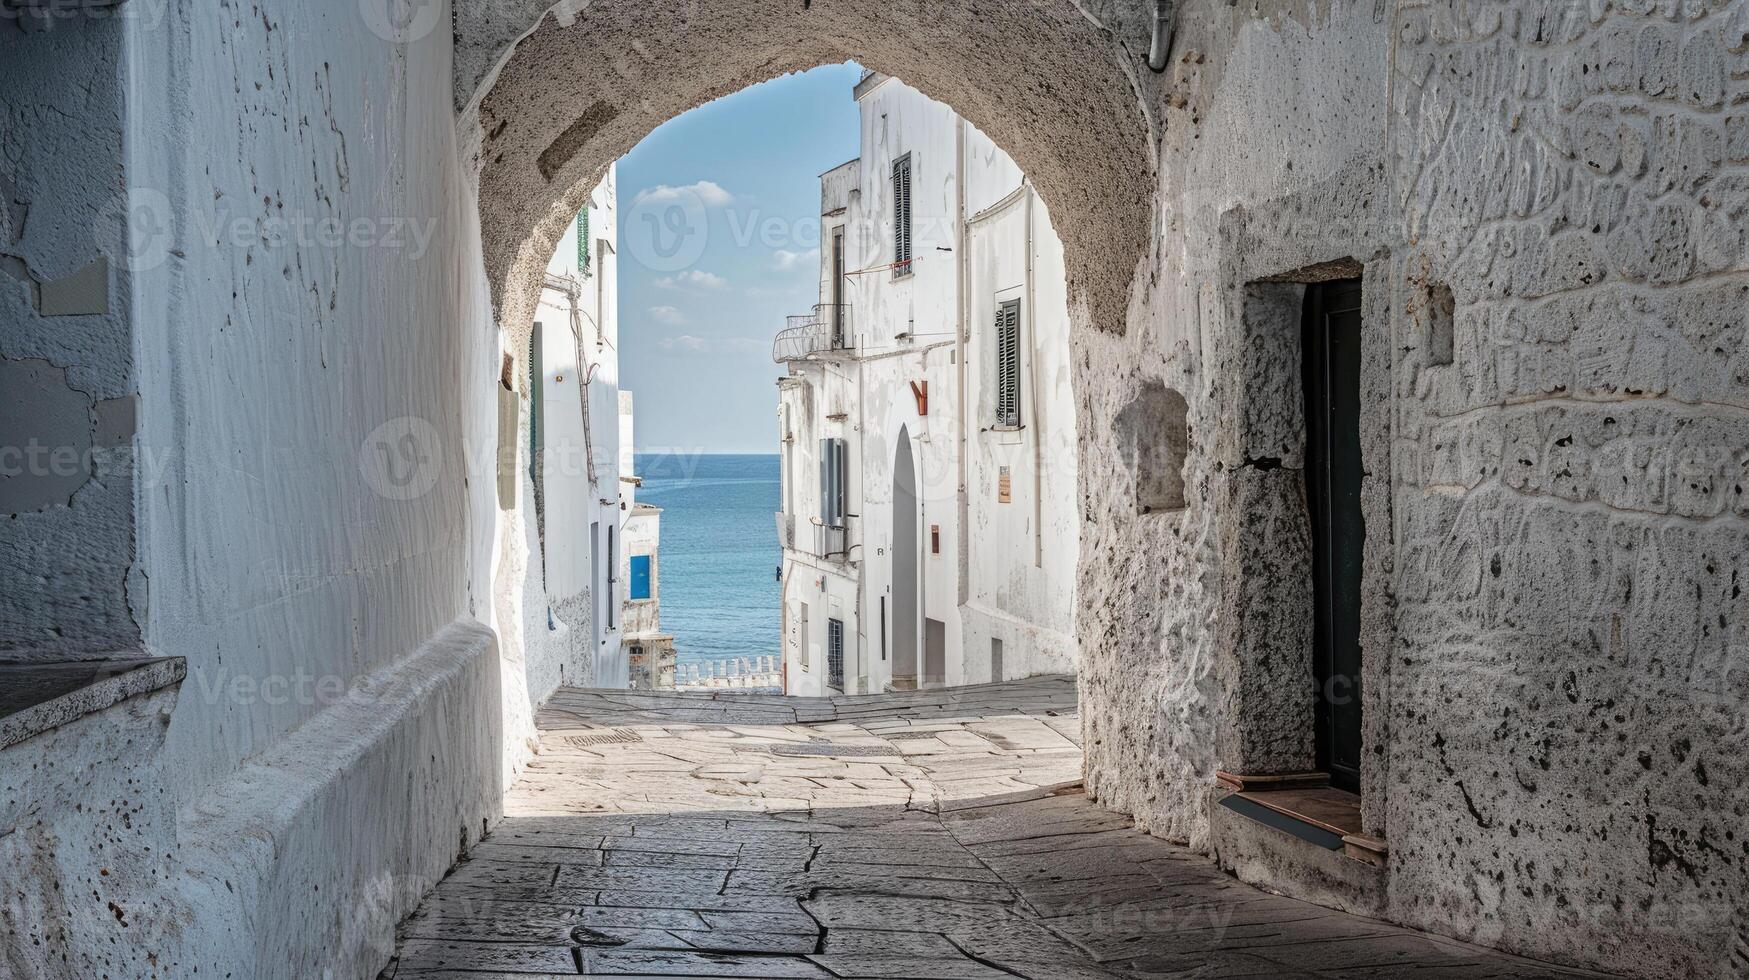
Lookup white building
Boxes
[619,392,676,689]
[776,73,1078,696]
[527,164,640,690]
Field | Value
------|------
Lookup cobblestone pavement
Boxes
[386,677,1604,979]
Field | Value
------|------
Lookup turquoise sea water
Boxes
[633,453,781,671]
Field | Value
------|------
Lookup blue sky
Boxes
[618,62,863,454]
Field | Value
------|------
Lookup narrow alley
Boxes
[385,678,1600,979]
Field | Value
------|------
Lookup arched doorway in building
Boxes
[891,425,919,690]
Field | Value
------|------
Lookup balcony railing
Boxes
[772,304,852,362]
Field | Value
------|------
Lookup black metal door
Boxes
[1303,278,1365,794]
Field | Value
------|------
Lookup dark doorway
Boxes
[1302,278,1365,794]
[892,427,919,688]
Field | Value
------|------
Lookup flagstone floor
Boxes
[384,676,1604,979]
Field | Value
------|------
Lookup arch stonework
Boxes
[451,4,1749,977]
[457,0,1160,341]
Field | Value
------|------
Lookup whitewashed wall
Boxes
[779,77,1077,693]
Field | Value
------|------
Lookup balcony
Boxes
[772,304,852,362]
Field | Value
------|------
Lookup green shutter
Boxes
[995,300,1021,427]
[576,207,590,277]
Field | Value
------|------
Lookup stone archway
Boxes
[455,0,1160,342]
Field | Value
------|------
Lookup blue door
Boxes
[629,554,651,600]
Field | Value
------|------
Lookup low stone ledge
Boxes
[0,656,186,750]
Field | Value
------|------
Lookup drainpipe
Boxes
[954,116,970,607]
[1148,0,1174,72]
[566,277,600,486]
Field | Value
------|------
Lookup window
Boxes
[892,154,912,277]
[606,525,616,629]
[827,618,845,691]
[994,299,1022,427]
[819,437,847,528]
[629,554,652,600]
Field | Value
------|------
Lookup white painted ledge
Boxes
[0,656,186,750]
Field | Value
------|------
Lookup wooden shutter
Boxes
[995,300,1021,427]
[818,438,842,528]
[892,156,912,276]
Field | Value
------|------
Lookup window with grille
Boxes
[827,618,845,691]
[892,155,912,277]
[994,299,1022,427]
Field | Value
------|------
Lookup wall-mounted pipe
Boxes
[1148,0,1174,72]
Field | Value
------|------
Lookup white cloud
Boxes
[657,335,765,354]
[648,305,687,325]
[632,180,734,208]
[772,248,819,271]
[653,269,728,290]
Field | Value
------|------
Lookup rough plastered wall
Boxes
[455,0,1157,346]
[1077,2,1749,977]
[0,12,142,659]
[97,1,559,976]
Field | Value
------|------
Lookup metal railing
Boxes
[772,304,852,362]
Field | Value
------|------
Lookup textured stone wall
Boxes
[5,1,1736,977]
[0,13,142,658]
[1076,2,1749,976]
[456,0,1157,350]
[460,1,1746,973]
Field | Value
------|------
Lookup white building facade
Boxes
[777,74,1078,696]
[526,165,638,691]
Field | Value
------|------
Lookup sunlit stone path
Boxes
[383,677,1602,979]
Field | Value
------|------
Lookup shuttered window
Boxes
[995,299,1022,427]
[575,207,590,277]
[819,437,847,529]
[892,155,912,277]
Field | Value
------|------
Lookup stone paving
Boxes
[385,677,1605,979]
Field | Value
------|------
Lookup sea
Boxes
[632,452,782,676]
